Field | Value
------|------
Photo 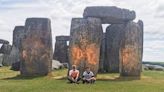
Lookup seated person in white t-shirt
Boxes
[67,65,80,84]
[82,67,96,84]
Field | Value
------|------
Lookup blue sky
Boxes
[0,0,164,62]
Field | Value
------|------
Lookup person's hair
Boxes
[72,65,76,69]
[86,67,90,69]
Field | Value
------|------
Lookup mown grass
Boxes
[0,67,164,92]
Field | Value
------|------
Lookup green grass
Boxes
[0,67,164,92]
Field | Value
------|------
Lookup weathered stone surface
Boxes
[20,18,53,76]
[11,61,20,71]
[0,54,4,67]
[137,20,144,62]
[0,44,12,66]
[0,39,9,44]
[9,26,24,71]
[10,46,20,70]
[0,44,12,54]
[99,33,106,73]
[105,24,125,73]
[69,18,103,76]
[53,36,69,63]
[55,36,70,41]
[120,21,142,77]
[83,6,136,24]
[13,26,25,48]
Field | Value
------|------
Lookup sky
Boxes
[0,0,164,62]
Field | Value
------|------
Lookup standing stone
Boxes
[0,44,11,54]
[137,20,144,62]
[120,21,143,77]
[0,44,12,66]
[0,39,9,44]
[83,6,136,24]
[0,54,4,67]
[20,18,53,76]
[69,18,103,76]
[105,24,125,73]
[13,26,25,49]
[9,26,24,71]
[53,36,69,63]
[99,33,106,73]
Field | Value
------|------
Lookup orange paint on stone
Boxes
[86,44,97,65]
[121,47,139,70]
[22,50,27,59]
[71,46,84,65]
[71,43,98,65]
[122,48,130,65]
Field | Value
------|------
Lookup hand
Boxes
[71,78,75,82]
[75,78,78,82]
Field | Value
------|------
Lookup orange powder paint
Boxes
[71,43,98,65]
[86,44,97,65]
[71,46,84,65]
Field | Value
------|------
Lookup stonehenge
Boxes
[9,26,24,71]
[69,18,103,76]
[68,6,143,77]
[0,6,143,78]
[20,18,53,76]
[53,36,69,63]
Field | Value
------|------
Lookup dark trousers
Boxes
[67,76,81,83]
[82,79,95,84]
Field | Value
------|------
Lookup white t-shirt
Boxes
[83,71,94,79]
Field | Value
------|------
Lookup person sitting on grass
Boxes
[82,67,96,84]
[67,65,80,84]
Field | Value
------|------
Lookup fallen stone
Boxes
[144,64,164,71]
[52,60,63,70]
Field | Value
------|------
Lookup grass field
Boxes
[0,67,164,92]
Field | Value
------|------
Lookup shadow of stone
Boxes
[54,76,140,82]
[97,76,140,82]
[54,76,67,80]
[2,75,46,80]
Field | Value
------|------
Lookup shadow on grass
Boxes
[97,77,140,82]
[55,76,140,82]
[2,74,46,80]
